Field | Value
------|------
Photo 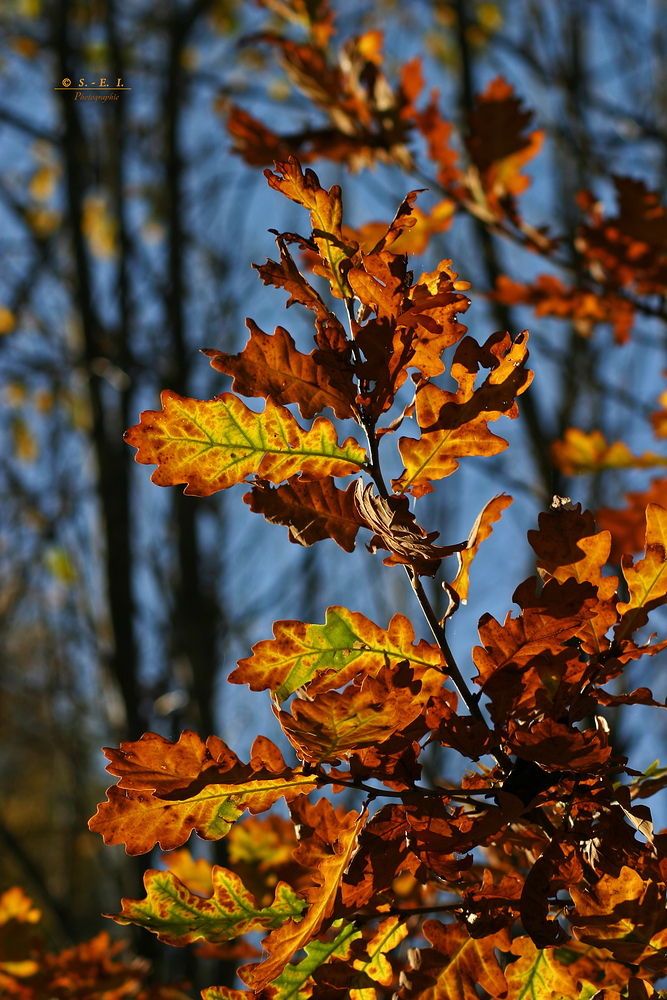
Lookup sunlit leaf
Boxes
[125,390,366,497]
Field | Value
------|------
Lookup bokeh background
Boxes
[1,0,666,990]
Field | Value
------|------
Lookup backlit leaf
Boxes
[451,493,512,602]
[399,920,509,1000]
[275,660,442,763]
[229,606,446,701]
[503,937,578,1000]
[109,867,306,945]
[203,320,355,420]
[244,476,364,551]
[89,733,319,855]
[238,808,367,991]
[124,390,366,497]
[551,428,667,476]
[393,332,532,497]
[617,504,667,632]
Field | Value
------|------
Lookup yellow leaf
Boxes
[0,306,15,335]
[82,193,117,258]
[11,417,37,462]
[551,428,667,475]
[125,390,366,497]
[29,165,59,202]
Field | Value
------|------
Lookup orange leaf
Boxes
[617,503,667,637]
[551,428,667,476]
[238,807,367,991]
[400,920,509,1000]
[124,390,366,497]
[88,733,319,855]
[275,660,442,763]
[451,493,512,602]
[393,332,532,497]
[265,157,358,300]
[229,606,446,702]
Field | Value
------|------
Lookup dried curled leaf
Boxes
[124,390,366,497]
[354,479,466,576]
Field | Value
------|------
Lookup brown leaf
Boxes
[354,479,465,576]
[203,320,354,421]
[244,476,363,551]
[508,717,611,773]
[570,866,667,970]
[275,659,441,764]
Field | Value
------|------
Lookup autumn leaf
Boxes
[617,504,667,635]
[204,318,354,420]
[399,920,509,1000]
[275,660,441,764]
[354,479,467,576]
[267,921,361,1000]
[124,390,366,497]
[89,733,319,855]
[551,428,667,476]
[502,937,579,1000]
[508,717,611,772]
[570,866,667,970]
[465,76,544,212]
[244,476,364,551]
[108,867,306,946]
[264,157,358,300]
[229,606,446,701]
[451,493,512,602]
[393,332,532,497]
[238,807,367,991]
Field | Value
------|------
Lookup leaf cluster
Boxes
[89,144,667,1000]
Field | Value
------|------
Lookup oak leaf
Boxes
[237,807,367,991]
[617,504,667,636]
[275,660,441,764]
[508,717,611,773]
[109,867,306,946]
[502,937,578,1000]
[570,866,667,970]
[451,493,512,603]
[265,158,358,300]
[244,476,364,551]
[89,733,319,855]
[203,320,355,421]
[229,606,446,702]
[124,390,366,497]
[466,76,544,212]
[551,428,667,476]
[399,920,509,1000]
[393,332,532,497]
